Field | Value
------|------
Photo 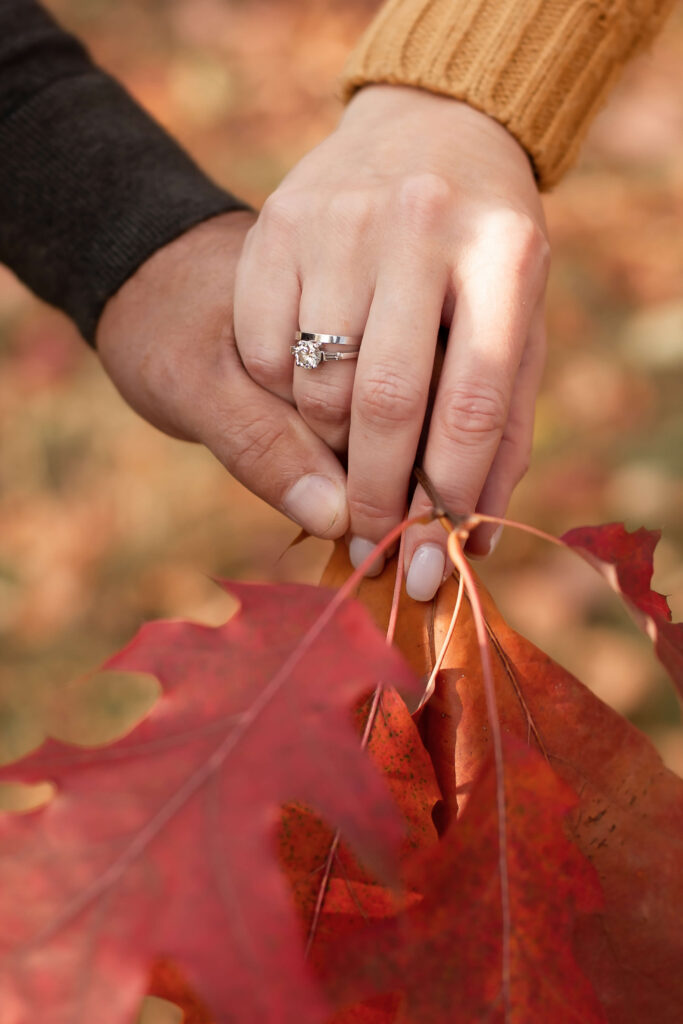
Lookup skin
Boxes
[99,86,550,601]
[97,211,350,541]
[234,85,550,596]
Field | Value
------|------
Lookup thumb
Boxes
[201,363,349,539]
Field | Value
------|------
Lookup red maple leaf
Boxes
[562,523,683,695]
[423,568,683,1021]
[0,581,420,1024]
[324,521,683,1022]
[3,522,682,1023]
[322,737,605,1024]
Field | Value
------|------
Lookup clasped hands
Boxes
[97,85,549,603]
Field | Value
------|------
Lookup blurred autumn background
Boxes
[0,0,681,776]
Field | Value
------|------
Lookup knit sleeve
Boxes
[0,1,251,344]
[339,0,676,190]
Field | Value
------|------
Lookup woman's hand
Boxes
[234,85,550,599]
[96,211,349,540]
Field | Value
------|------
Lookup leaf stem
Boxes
[416,571,465,712]
[305,533,408,958]
[447,529,512,1022]
[386,531,406,649]
[466,512,568,551]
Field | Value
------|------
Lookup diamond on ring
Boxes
[291,339,324,369]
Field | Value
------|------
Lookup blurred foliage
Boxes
[0,0,681,778]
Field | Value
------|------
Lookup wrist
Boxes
[340,84,535,184]
[97,210,255,351]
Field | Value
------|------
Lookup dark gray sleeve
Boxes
[0,1,252,343]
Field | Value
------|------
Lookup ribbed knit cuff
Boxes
[0,72,251,344]
[340,0,674,190]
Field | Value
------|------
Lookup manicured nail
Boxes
[282,475,346,536]
[406,544,446,602]
[469,524,504,560]
[349,536,385,577]
[488,525,503,555]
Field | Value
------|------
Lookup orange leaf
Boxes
[327,538,683,1021]
[324,736,605,1023]
[280,545,441,974]
[427,568,683,1021]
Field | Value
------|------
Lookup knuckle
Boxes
[326,189,373,236]
[357,371,424,428]
[240,348,284,390]
[397,172,452,231]
[297,387,350,429]
[348,492,395,527]
[260,189,305,233]
[440,379,507,446]
[135,347,174,401]
[515,450,531,482]
[499,435,531,484]
[500,212,550,282]
[227,413,289,476]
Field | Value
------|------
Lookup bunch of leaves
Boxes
[0,506,682,1023]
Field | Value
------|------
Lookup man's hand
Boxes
[96,211,349,539]
[233,85,550,599]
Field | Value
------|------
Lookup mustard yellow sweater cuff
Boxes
[340,0,674,190]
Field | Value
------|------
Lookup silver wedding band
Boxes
[291,330,361,370]
[295,331,361,346]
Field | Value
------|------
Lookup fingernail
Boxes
[469,524,504,560]
[349,536,385,577]
[282,475,346,536]
[406,544,446,602]
[488,525,503,555]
